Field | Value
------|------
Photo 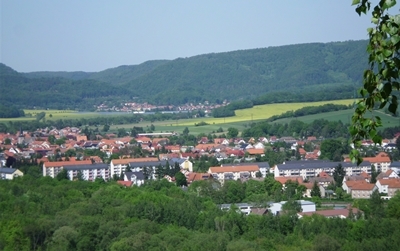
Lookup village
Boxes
[96,100,228,114]
[1,125,400,218]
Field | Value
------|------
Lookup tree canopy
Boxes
[350,0,400,164]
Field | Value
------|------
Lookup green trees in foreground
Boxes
[1,165,400,251]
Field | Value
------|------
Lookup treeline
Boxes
[212,100,254,118]
[268,103,353,121]
[212,84,358,118]
[0,104,25,118]
[242,119,350,139]
[0,112,197,134]
[1,163,400,251]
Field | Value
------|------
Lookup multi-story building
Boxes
[274,161,372,179]
[43,160,92,178]
[350,182,377,199]
[376,178,400,198]
[222,162,269,178]
[208,165,260,183]
[65,163,109,181]
[110,158,159,178]
[344,152,391,173]
[43,160,109,181]
[128,160,176,180]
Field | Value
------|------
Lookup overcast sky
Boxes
[0,1,379,72]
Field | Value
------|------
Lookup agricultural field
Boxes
[109,99,357,134]
[0,110,128,122]
[0,99,373,135]
[272,109,400,129]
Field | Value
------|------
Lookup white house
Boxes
[0,168,23,180]
[124,171,145,186]
[376,178,400,198]
[269,200,316,215]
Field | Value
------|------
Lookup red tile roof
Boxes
[117,181,133,187]
[275,176,304,185]
[246,149,265,155]
[43,160,92,168]
[299,208,361,218]
[187,172,212,183]
[378,178,400,188]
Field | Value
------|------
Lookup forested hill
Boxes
[126,40,368,104]
[22,60,169,85]
[0,63,132,110]
[1,40,368,108]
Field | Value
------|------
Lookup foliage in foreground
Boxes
[1,167,400,251]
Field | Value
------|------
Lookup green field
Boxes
[109,99,357,134]
[0,110,126,122]
[272,109,400,129]
[3,99,389,135]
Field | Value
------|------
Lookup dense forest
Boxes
[1,162,400,251]
[0,104,25,118]
[1,40,367,109]
[0,64,132,110]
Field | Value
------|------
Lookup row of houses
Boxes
[40,156,269,184]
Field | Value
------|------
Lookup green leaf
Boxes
[352,0,361,5]
[388,103,397,113]
[383,49,393,57]
[391,35,400,45]
[383,0,396,9]
[383,83,392,95]
[369,129,377,138]
[394,15,400,25]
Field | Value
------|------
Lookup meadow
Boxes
[2,99,383,135]
[110,99,357,133]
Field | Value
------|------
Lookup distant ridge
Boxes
[1,40,368,108]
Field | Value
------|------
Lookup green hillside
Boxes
[124,40,367,104]
[1,40,368,109]
[0,63,132,110]
[23,60,168,85]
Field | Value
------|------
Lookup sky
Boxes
[0,0,379,72]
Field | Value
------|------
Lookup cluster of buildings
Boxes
[96,100,229,115]
[220,200,362,219]
[1,126,400,201]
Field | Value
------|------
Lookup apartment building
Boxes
[43,160,92,178]
[43,160,109,181]
[274,161,372,179]
[344,152,391,173]
[110,158,159,177]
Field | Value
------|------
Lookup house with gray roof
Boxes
[0,167,24,180]
[124,171,145,186]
